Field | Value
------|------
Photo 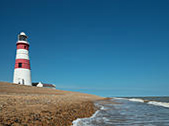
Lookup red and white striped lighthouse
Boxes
[13,32,32,86]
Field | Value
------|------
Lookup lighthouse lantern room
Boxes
[13,32,32,86]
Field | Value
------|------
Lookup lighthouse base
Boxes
[13,68,32,86]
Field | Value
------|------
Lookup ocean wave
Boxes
[125,98,169,108]
[148,101,169,108]
[112,97,128,100]
[72,105,102,126]
[128,98,145,103]
[72,118,83,126]
[72,98,169,126]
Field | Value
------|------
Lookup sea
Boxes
[72,97,169,126]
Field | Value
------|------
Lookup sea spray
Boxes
[72,106,104,126]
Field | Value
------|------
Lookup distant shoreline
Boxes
[0,82,104,126]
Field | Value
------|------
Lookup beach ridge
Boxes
[0,82,103,126]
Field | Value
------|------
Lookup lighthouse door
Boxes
[18,78,24,85]
[22,79,25,84]
[18,78,21,84]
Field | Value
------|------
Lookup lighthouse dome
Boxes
[20,32,26,36]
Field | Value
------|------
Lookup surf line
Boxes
[72,105,105,126]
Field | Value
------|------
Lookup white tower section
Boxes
[13,32,32,86]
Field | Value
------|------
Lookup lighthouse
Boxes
[13,32,32,86]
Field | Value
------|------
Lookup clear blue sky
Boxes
[0,0,169,97]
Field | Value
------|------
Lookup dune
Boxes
[0,82,103,126]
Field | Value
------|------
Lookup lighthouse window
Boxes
[19,35,27,41]
[18,63,22,68]
[24,46,27,49]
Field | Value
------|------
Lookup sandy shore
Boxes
[0,82,103,126]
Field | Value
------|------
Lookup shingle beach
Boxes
[0,82,103,126]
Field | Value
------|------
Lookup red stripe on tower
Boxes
[17,43,29,50]
[15,59,30,69]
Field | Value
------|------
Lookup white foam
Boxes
[148,101,169,108]
[116,97,169,109]
[128,98,145,103]
[112,97,128,100]
[100,106,106,110]
[72,106,101,126]
[72,118,83,126]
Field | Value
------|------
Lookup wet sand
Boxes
[0,82,103,126]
